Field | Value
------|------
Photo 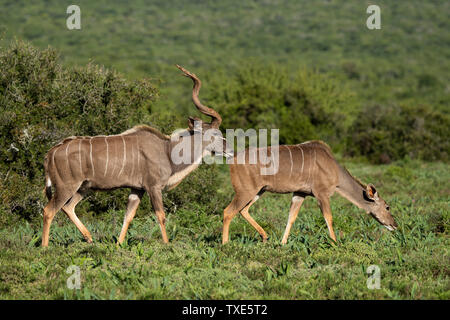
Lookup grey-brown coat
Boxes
[222,141,397,244]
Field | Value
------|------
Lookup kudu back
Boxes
[42,65,226,247]
[222,141,397,244]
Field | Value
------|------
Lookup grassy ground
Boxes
[0,159,448,299]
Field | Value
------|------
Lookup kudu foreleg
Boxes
[117,189,145,245]
[281,194,305,245]
[147,187,169,243]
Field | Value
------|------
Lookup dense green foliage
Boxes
[204,63,449,160]
[0,160,448,299]
[205,63,358,148]
[348,104,449,163]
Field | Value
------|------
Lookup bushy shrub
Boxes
[204,62,358,150]
[205,62,448,164]
[346,104,449,163]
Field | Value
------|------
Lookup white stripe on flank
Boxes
[51,146,56,169]
[136,137,140,172]
[314,149,317,175]
[65,140,71,170]
[307,149,312,183]
[104,137,109,177]
[78,139,82,174]
[118,136,126,176]
[285,146,293,179]
[109,138,116,177]
[297,145,304,176]
[89,138,95,177]
[130,138,135,178]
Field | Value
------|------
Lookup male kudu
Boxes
[222,141,397,244]
[42,65,228,246]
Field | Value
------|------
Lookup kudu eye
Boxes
[386,206,390,211]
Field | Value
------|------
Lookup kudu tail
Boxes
[43,155,52,201]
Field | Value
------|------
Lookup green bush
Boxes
[204,62,448,164]
[205,62,358,150]
[346,104,449,163]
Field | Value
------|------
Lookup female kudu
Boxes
[222,141,397,244]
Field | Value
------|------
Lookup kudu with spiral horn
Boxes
[41,65,228,246]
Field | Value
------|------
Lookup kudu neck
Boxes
[336,165,371,212]
[168,132,205,173]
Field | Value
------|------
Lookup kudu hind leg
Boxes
[61,192,92,243]
[42,191,75,247]
[117,189,144,244]
[281,194,305,245]
[222,192,259,244]
[42,199,57,247]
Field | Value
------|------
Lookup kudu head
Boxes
[176,65,232,158]
[363,184,397,231]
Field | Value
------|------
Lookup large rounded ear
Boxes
[364,184,378,201]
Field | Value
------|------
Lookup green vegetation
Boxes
[205,63,358,149]
[0,0,448,300]
[1,0,448,108]
[348,104,449,163]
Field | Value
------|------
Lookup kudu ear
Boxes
[188,117,195,130]
[363,184,378,201]
[188,117,202,132]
